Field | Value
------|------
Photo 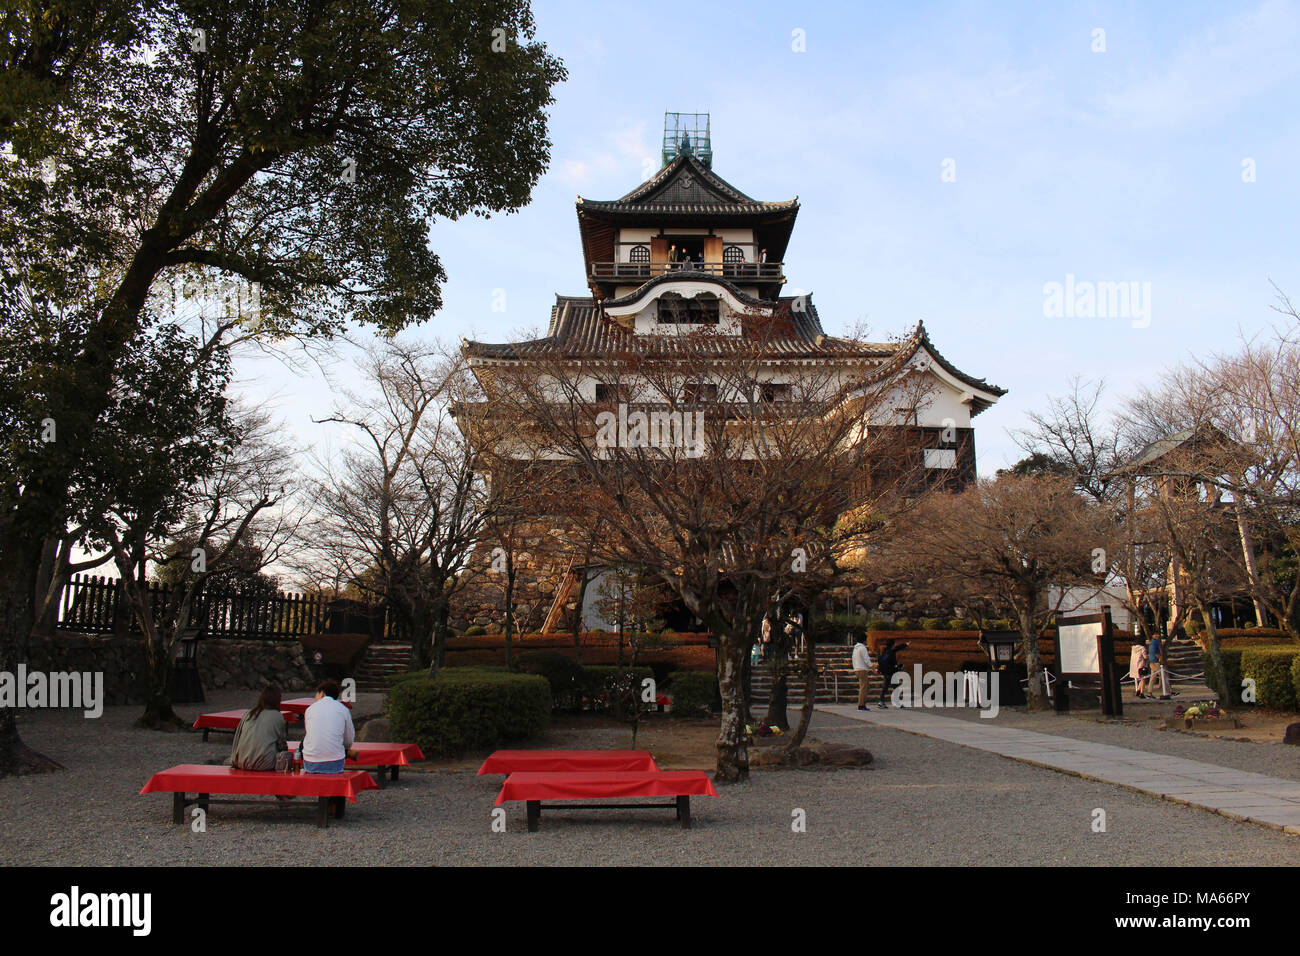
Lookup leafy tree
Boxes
[0,0,564,771]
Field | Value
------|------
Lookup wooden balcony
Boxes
[589,261,785,283]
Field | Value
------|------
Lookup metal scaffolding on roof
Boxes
[662,112,712,168]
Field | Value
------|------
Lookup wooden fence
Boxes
[56,574,405,641]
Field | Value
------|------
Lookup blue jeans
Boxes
[304,758,345,774]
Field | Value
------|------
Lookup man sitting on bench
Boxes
[302,681,360,774]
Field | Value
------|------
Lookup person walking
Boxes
[1147,632,1166,698]
[852,633,873,710]
[1129,642,1150,698]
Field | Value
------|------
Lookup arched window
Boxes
[722,245,745,262]
[628,244,650,262]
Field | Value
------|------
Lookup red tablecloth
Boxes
[192,709,298,731]
[140,765,378,800]
[279,697,354,717]
[495,771,718,805]
[288,741,424,766]
[477,750,658,776]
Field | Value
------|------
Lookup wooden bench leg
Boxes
[317,797,330,828]
[202,729,210,742]
[373,769,386,789]
[172,793,187,825]
[389,766,399,782]
[526,800,541,833]
[332,796,346,820]
[198,793,210,815]
[677,795,691,829]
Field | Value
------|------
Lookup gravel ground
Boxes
[2,692,1298,866]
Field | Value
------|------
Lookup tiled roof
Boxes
[461,293,899,361]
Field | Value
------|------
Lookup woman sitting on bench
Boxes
[230,684,289,772]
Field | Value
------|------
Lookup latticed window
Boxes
[722,245,745,263]
[657,292,719,324]
[628,245,650,262]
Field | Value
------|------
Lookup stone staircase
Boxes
[748,646,885,707]
[353,642,414,693]
[1161,638,1205,683]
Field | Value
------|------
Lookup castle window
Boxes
[628,244,650,263]
[682,382,718,403]
[722,245,745,262]
[657,292,719,324]
[595,383,631,402]
[760,382,791,403]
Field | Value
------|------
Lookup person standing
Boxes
[852,633,873,710]
[302,681,359,773]
[877,638,910,708]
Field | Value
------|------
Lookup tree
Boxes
[0,0,564,772]
[310,340,487,673]
[868,475,1119,710]
[477,313,930,781]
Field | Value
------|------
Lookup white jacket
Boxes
[302,696,356,763]
[852,642,872,672]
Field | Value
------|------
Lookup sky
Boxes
[237,0,1300,476]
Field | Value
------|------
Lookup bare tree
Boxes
[867,474,1119,709]
[309,340,488,672]
[475,312,930,781]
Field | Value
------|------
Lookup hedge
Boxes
[385,667,550,757]
[668,671,715,717]
[1241,647,1300,711]
[1293,655,1300,710]
[516,651,585,711]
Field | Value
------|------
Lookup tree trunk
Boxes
[138,629,184,729]
[714,632,750,783]
[1196,605,1229,703]
[0,533,63,774]
[1020,603,1049,711]
[763,634,790,730]
[571,567,588,665]
[409,601,435,671]
[1234,507,1269,627]
[503,558,515,670]
[784,632,817,751]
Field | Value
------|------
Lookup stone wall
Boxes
[452,518,583,632]
[24,632,317,704]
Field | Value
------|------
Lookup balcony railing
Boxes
[590,261,785,282]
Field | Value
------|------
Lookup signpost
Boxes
[1052,610,1122,716]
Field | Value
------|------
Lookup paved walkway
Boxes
[819,704,1300,836]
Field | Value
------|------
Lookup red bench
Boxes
[477,749,658,775]
[140,764,377,828]
[192,709,299,742]
[494,770,718,831]
[287,741,424,787]
[278,697,353,718]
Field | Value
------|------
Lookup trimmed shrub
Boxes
[516,651,585,711]
[668,670,715,717]
[894,617,916,631]
[947,619,968,630]
[386,667,550,758]
[920,618,946,630]
[1292,655,1300,710]
[463,625,487,636]
[866,619,893,631]
[1241,647,1300,710]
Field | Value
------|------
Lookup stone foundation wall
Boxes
[24,632,316,704]
[452,519,585,632]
